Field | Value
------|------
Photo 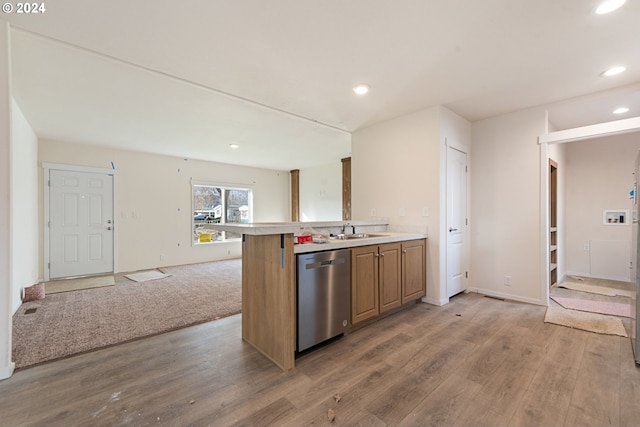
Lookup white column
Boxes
[0,19,14,380]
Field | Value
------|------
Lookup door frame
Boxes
[43,162,119,281]
[444,139,470,303]
[538,117,640,306]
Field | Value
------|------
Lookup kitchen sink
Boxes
[332,233,388,240]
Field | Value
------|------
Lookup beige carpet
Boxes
[544,306,628,337]
[12,259,241,369]
[45,275,115,294]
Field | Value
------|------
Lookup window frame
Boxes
[191,180,253,245]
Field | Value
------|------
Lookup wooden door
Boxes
[379,243,402,313]
[351,245,379,324]
[402,239,426,303]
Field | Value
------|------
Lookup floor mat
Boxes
[557,281,632,298]
[124,270,172,282]
[550,295,630,318]
[46,275,115,294]
[544,306,628,337]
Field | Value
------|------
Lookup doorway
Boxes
[549,159,558,287]
[44,164,116,280]
[446,146,469,298]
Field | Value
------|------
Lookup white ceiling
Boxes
[4,0,640,170]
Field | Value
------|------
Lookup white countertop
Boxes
[205,219,390,235]
[293,232,427,254]
[205,220,426,253]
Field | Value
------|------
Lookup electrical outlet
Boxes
[160,254,166,261]
[422,207,429,217]
[370,208,377,217]
[583,244,590,251]
[399,207,406,217]
[504,276,512,286]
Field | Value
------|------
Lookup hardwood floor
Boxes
[1,292,639,426]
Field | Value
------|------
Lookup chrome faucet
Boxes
[341,223,356,234]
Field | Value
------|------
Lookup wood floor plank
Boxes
[453,334,546,426]
[397,372,483,427]
[288,332,414,411]
[564,333,622,427]
[367,338,477,424]
[507,326,588,427]
[619,339,640,427]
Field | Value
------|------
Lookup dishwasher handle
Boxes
[305,257,347,270]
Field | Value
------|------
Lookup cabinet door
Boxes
[402,239,426,303]
[379,243,402,313]
[351,245,379,324]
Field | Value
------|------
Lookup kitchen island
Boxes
[208,220,427,370]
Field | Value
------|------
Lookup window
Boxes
[192,183,252,244]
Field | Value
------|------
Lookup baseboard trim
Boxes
[0,362,15,380]
[422,296,448,306]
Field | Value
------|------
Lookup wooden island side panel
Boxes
[241,233,296,371]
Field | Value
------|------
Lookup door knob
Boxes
[449,227,458,232]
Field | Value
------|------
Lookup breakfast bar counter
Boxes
[208,220,426,370]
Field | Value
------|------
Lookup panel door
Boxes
[447,147,468,297]
[49,169,114,278]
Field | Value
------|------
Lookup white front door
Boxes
[447,147,468,298]
[49,169,114,279]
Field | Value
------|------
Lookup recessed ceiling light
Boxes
[229,144,239,149]
[353,84,369,95]
[596,0,626,15]
[613,107,630,114]
[602,66,626,77]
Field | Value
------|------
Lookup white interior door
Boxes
[447,147,468,298]
[49,169,114,279]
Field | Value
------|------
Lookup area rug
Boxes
[557,281,632,298]
[550,295,630,318]
[124,270,172,282]
[12,258,241,369]
[45,275,115,294]
[544,307,628,337]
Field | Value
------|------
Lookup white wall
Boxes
[564,133,640,281]
[0,19,15,380]
[38,139,290,274]
[11,99,38,312]
[299,162,342,221]
[352,106,442,302]
[471,107,548,305]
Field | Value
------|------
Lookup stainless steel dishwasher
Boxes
[297,248,351,352]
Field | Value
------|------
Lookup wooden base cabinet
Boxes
[351,239,426,325]
[401,239,426,303]
[351,245,380,324]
